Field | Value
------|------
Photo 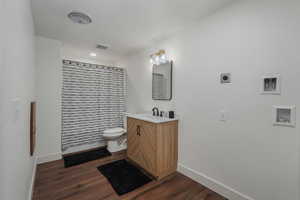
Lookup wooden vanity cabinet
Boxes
[127,117,178,180]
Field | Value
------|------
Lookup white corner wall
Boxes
[119,1,300,200]
[35,36,63,162]
[0,0,36,199]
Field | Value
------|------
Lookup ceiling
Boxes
[31,0,235,57]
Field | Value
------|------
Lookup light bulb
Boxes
[150,50,168,65]
[155,55,160,65]
[150,54,155,64]
[150,58,154,64]
[160,54,167,63]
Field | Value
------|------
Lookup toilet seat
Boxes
[103,127,125,137]
[103,127,125,135]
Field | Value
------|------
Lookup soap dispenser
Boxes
[168,111,175,119]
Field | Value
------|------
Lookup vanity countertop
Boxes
[126,113,178,123]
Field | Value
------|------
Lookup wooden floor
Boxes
[33,151,226,200]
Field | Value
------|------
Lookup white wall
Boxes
[0,0,36,199]
[119,1,300,200]
[35,36,119,157]
[61,43,120,66]
[35,36,62,162]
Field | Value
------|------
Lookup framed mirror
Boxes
[152,61,172,100]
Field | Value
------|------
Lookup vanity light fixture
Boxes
[150,50,168,65]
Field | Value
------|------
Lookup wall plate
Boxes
[273,106,296,127]
[261,74,281,95]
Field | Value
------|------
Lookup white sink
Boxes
[127,113,178,123]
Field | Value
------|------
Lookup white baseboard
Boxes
[178,163,255,200]
[28,157,38,200]
[37,152,62,164]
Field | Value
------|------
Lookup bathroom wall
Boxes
[35,36,63,162]
[119,1,300,200]
[61,43,121,66]
[0,0,36,199]
[35,36,119,157]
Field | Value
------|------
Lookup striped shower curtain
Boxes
[62,60,126,152]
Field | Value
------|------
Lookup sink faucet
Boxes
[152,107,159,116]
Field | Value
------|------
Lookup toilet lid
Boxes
[103,127,125,134]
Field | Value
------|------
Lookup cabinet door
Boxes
[139,121,157,176]
[127,118,141,164]
[156,121,178,178]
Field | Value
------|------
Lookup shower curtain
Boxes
[62,60,126,152]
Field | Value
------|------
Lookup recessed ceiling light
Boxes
[68,11,92,24]
[89,52,97,57]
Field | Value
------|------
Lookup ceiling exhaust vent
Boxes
[68,11,92,24]
[96,44,109,50]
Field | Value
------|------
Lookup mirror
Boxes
[152,61,172,100]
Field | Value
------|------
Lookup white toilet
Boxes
[103,127,127,153]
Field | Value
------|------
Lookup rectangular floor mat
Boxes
[97,159,152,195]
[64,147,111,168]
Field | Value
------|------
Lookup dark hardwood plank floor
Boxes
[33,151,226,200]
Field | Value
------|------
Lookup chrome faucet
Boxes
[152,107,159,116]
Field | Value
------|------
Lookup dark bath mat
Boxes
[97,159,152,195]
[63,147,111,168]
